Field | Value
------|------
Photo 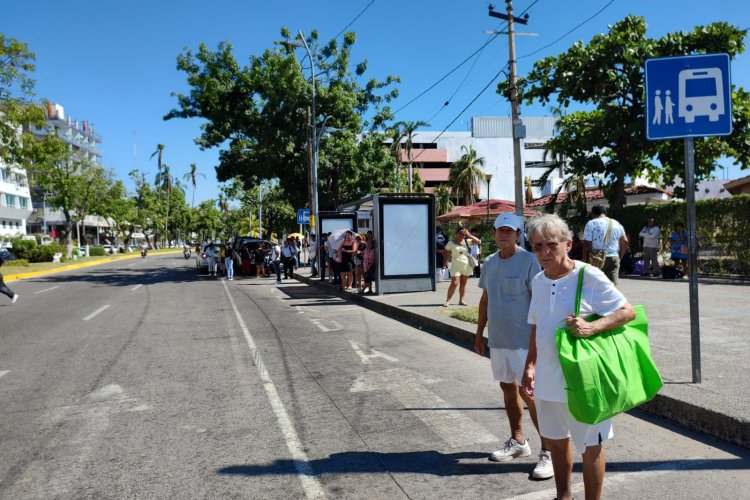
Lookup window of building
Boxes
[1,169,7,182]
[19,198,28,209]
[5,194,15,208]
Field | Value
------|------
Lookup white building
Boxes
[396,116,563,202]
[26,102,110,242]
[0,159,33,238]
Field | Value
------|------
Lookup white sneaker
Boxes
[532,450,554,479]
[11,294,19,304]
[489,438,531,462]
[274,280,282,284]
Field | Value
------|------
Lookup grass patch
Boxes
[449,306,479,324]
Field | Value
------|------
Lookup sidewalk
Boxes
[294,267,750,449]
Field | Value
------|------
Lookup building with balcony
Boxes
[390,116,564,202]
[0,160,33,238]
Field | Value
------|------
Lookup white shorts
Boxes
[490,348,527,384]
[536,399,614,454]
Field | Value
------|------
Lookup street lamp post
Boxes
[485,174,493,222]
[42,191,48,235]
[283,32,318,235]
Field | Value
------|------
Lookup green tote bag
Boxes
[556,265,664,425]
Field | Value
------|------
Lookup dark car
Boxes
[0,248,17,262]
[233,237,271,276]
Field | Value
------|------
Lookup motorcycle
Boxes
[141,247,148,258]
[183,248,191,260]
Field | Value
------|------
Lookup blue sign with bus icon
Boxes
[645,53,732,140]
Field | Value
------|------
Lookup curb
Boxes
[294,271,749,450]
[4,250,182,282]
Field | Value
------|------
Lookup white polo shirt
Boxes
[527,262,626,402]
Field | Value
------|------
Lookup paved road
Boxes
[1,254,748,499]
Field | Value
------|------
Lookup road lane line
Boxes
[349,341,398,364]
[0,370,8,379]
[131,284,143,291]
[83,305,110,321]
[34,286,60,294]
[221,280,326,500]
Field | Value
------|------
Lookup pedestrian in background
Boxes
[523,213,636,500]
[473,213,552,479]
[639,218,661,277]
[224,243,235,281]
[319,233,329,281]
[270,240,282,284]
[670,221,690,277]
[309,234,318,277]
[0,257,19,304]
[443,226,480,307]
[581,205,629,285]
[362,238,376,295]
[281,238,295,279]
[470,226,482,277]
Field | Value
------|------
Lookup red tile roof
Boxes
[437,199,536,221]
[527,185,673,207]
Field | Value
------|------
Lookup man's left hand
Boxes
[565,315,597,338]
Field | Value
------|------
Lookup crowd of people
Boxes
[314,230,376,295]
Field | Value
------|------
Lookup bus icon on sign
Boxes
[678,67,724,123]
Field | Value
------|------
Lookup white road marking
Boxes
[0,370,8,379]
[507,458,712,500]
[127,262,136,267]
[221,280,326,499]
[296,305,321,314]
[350,368,496,447]
[82,305,110,321]
[310,318,343,332]
[350,341,398,364]
[34,286,59,295]
[131,284,143,291]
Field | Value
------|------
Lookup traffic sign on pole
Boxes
[645,53,732,140]
[297,209,311,225]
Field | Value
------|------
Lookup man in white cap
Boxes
[474,212,553,480]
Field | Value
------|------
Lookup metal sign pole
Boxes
[684,137,701,383]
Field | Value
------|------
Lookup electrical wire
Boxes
[332,0,377,41]
[517,0,616,61]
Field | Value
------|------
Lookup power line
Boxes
[517,0,616,61]
[332,0,376,41]
[410,68,507,163]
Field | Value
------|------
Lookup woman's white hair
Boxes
[526,214,573,243]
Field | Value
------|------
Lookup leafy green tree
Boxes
[433,183,454,216]
[448,145,485,206]
[183,163,206,208]
[0,34,46,167]
[501,16,750,211]
[28,135,109,256]
[165,29,399,211]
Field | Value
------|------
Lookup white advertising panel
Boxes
[382,203,429,276]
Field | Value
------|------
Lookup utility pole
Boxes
[489,1,528,222]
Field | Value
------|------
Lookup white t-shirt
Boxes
[639,226,660,249]
[527,262,627,402]
[271,244,281,262]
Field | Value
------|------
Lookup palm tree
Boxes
[387,127,406,192]
[448,145,485,206]
[218,195,229,215]
[182,163,206,208]
[393,120,430,192]
[433,184,454,216]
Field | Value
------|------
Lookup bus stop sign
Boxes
[645,53,732,140]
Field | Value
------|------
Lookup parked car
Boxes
[233,237,271,275]
[0,248,17,262]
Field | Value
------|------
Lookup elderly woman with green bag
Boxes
[521,214,637,500]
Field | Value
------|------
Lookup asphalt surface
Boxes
[295,266,750,450]
[1,254,749,499]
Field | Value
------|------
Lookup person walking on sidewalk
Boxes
[581,205,628,285]
[523,213,636,500]
[443,226,480,307]
[270,240,282,284]
[473,213,552,479]
[281,239,295,279]
[0,257,19,304]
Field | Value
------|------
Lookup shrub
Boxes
[89,247,106,257]
[9,237,37,260]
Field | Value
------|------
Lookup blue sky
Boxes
[5,0,750,204]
